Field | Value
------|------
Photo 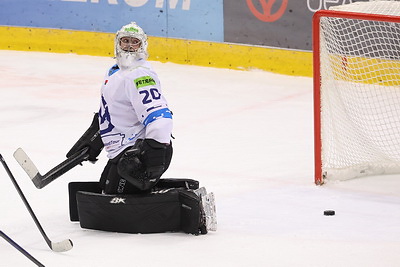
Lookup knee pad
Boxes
[117,145,155,191]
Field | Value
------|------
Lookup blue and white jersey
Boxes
[99,60,173,159]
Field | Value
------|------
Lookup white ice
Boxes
[0,50,400,267]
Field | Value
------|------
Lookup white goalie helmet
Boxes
[115,22,148,68]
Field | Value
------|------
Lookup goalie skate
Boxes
[195,187,217,232]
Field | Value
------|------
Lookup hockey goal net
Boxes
[313,1,400,185]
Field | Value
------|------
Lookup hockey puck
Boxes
[324,210,335,216]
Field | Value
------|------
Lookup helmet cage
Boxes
[115,22,148,67]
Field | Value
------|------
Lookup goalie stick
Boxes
[0,230,45,267]
[0,154,73,252]
[13,147,89,189]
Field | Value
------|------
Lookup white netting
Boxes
[318,1,400,180]
[330,0,400,16]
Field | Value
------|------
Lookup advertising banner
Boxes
[224,0,371,50]
[0,0,378,51]
[0,0,224,42]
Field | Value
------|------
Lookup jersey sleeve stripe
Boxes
[143,108,172,126]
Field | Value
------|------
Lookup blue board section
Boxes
[0,0,223,42]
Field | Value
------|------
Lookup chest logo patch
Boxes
[134,76,156,89]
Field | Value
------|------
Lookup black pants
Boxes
[99,144,173,194]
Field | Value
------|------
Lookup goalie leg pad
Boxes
[76,190,181,234]
[68,181,102,221]
[178,189,207,235]
[69,180,208,235]
[154,178,199,191]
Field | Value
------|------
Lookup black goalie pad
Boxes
[153,178,199,191]
[68,181,102,221]
[77,190,182,234]
[68,178,204,235]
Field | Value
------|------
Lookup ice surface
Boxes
[0,50,399,266]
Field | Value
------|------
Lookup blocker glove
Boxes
[66,113,104,163]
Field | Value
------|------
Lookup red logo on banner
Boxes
[246,0,288,22]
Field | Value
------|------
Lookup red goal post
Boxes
[313,4,400,185]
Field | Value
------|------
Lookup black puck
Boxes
[324,210,335,216]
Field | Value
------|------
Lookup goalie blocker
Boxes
[69,178,216,235]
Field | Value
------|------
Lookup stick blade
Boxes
[13,148,40,180]
[51,239,73,252]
